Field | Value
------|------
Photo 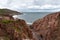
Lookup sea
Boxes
[15,12,52,24]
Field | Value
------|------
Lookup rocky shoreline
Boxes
[0,9,60,40]
[0,9,36,40]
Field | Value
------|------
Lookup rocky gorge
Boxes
[0,9,35,40]
[0,9,60,40]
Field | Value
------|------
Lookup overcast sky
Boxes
[0,0,60,12]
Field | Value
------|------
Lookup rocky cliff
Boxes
[0,17,34,40]
[31,12,60,40]
[1,9,60,40]
[0,9,34,40]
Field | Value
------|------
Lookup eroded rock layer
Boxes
[32,12,60,40]
[0,17,34,40]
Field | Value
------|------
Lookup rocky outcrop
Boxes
[0,9,35,40]
[0,18,34,40]
[1,9,60,40]
[31,12,60,40]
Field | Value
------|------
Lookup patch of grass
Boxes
[0,9,7,14]
[2,20,14,24]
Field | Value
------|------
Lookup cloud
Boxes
[0,0,60,12]
[27,4,60,9]
[0,0,9,9]
[40,4,60,9]
[33,0,60,5]
[0,0,8,4]
[27,5,40,9]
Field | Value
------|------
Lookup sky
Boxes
[0,0,60,12]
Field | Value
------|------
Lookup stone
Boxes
[31,12,60,40]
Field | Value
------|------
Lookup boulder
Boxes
[31,12,60,40]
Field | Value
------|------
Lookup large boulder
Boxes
[31,12,60,40]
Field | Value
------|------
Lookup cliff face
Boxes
[1,9,60,40]
[0,9,34,40]
[0,18,34,40]
[31,12,60,40]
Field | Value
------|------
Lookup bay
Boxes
[17,12,52,24]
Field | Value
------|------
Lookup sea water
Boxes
[17,12,51,24]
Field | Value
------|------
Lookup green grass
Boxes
[0,9,7,14]
[2,20,14,24]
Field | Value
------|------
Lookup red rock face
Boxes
[0,18,34,40]
[31,12,60,40]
